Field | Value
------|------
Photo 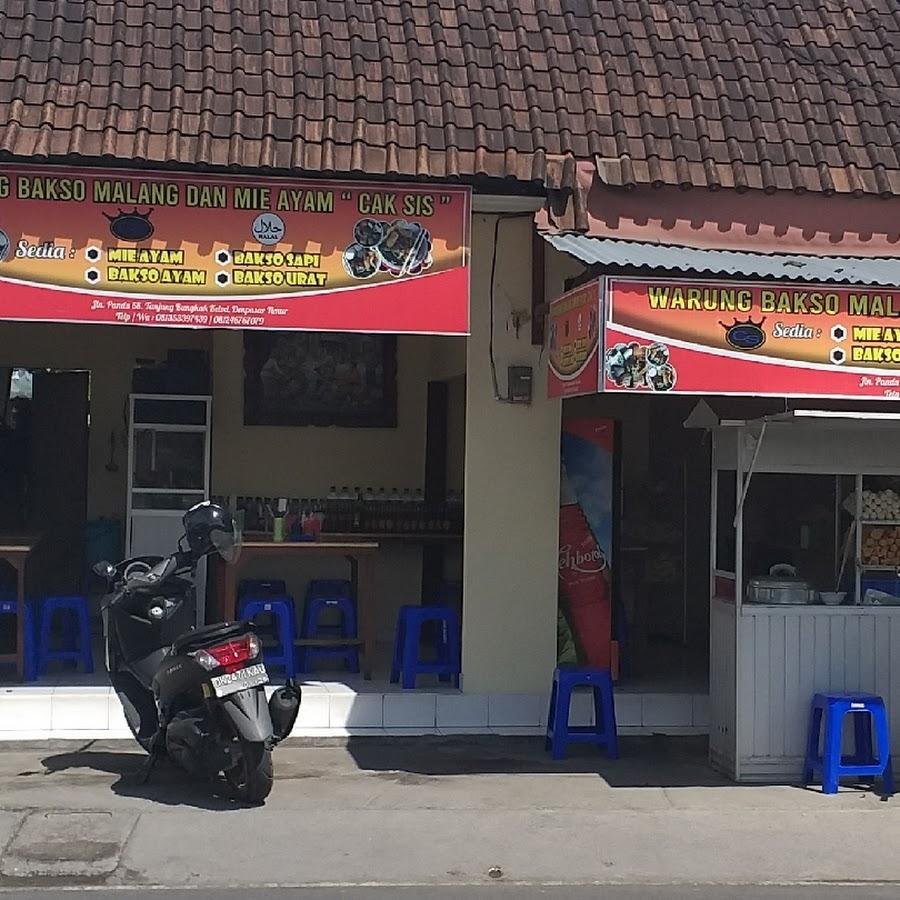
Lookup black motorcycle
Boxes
[94,501,301,803]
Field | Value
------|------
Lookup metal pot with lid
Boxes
[745,564,817,605]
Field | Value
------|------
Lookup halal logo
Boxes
[104,208,154,241]
[0,229,9,262]
[251,213,285,245]
[720,316,767,351]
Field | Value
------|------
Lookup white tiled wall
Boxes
[641,694,694,728]
[0,684,710,739]
[384,693,436,728]
[488,693,545,727]
[107,693,133,737]
[0,688,52,734]
[436,693,489,729]
[692,694,711,728]
[51,687,110,732]
[329,693,384,729]
[614,693,643,727]
[293,692,330,729]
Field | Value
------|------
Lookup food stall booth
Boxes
[711,412,900,782]
[548,273,900,780]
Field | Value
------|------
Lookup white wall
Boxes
[209,330,458,498]
[461,215,562,693]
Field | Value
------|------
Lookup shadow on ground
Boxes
[341,734,740,787]
[36,735,807,803]
[40,746,260,810]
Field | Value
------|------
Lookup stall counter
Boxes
[711,596,900,782]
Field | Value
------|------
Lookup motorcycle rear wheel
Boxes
[224,739,273,803]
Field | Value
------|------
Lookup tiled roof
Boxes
[0,1,898,199]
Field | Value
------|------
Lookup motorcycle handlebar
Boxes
[102,551,193,610]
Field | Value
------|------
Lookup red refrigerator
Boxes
[558,417,618,675]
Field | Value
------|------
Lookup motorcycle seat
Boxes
[172,620,251,654]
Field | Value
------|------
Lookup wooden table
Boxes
[0,536,38,681]
[213,540,380,678]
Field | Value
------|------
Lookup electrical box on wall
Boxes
[508,366,533,404]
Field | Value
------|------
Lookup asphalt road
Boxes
[3,887,900,899]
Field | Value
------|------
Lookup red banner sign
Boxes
[603,277,900,399]
[547,282,600,397]
[0,166,470,333]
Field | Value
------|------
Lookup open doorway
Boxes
[560,393,712,695]
[0,368,90,597]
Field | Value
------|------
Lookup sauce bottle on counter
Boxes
[363,488,375,532]
[339,486,352,532]
[400,488,413,532]
[352,486,363,532]
[326,487,338,532]
[376,487,387,532]
[386,488,400,533]
[302,498,322,539]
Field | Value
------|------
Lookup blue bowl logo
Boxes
[720,317,767,351]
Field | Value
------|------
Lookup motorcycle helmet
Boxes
[183,501,241,563]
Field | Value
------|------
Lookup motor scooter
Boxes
[95,502,300,803]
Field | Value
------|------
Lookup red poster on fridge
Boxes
[558,418,616,673]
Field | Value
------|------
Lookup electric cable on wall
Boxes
[488,212,534,403]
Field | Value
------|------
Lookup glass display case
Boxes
[132,429,206,491]
[854,474,900,604]
[127,394,211,622]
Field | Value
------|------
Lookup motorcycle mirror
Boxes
[94,561,116,580]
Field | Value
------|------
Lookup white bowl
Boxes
[820,591,846,606]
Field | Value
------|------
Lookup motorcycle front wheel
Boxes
[224,739,273,803]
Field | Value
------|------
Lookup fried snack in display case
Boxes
[861,526,900,567]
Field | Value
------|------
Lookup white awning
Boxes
[720,409,900,427]
[543,234,900,287]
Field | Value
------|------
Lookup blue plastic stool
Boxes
[299,594,360,673]
[303,580,355,636]
[238,578,287,599]
[545,667,619,761]
[238,586,294,643]
[240,596,297,678]
[0,598,37,681]
[803,692,895,795]
[38,596,94,675]
[306,579,353,600]
[390,605,460,689]
[302,595,357,636]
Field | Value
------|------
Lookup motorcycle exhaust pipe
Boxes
[269,678,302,743]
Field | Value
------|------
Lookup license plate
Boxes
[211,663,268,698]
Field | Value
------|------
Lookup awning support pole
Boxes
[733,421,767,529]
